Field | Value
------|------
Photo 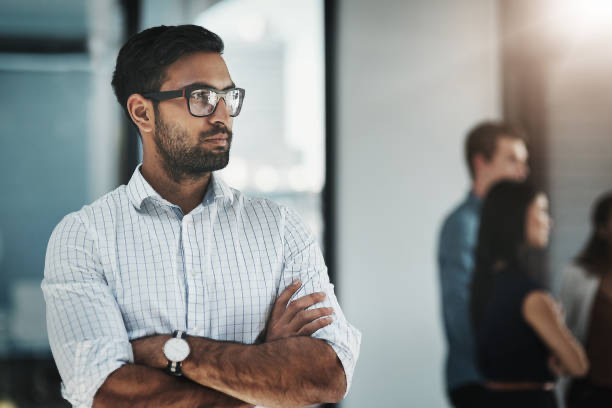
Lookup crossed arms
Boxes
[93,283,345,408]
[43,208,360,408]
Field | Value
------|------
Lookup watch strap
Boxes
[166,359,183,376]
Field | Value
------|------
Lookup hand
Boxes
[548,354,567,378]
[131,334,171,370]
[258,281,334,343]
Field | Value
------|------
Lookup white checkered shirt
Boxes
[42,165,361,408]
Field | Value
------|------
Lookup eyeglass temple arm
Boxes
[141,89,185,101]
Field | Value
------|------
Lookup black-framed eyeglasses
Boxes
[142,85,245,117]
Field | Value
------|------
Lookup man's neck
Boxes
[472,177,488,199]
[141,159,211,215]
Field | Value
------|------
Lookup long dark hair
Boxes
[470,181,540,329]
[575,191,612,275]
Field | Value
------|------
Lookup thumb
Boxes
[270,281,302,322]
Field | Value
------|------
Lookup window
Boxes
[196,0,326,242]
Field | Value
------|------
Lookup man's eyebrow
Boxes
[185,82,236,91]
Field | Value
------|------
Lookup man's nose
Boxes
[208,98,231,125]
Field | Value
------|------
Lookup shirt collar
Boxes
[466,190,482,210]
[205,172,234,206]
[126,164,234,210]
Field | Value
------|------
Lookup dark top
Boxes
[476,269,555,382]
[586,287,612,386]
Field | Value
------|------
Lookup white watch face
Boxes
[164,338,190,362]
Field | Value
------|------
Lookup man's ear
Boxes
[472,153,487,174]
[127,94,155,135]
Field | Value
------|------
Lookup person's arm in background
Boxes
[438,213,478,355]
[523,291,589,377]
[129,206,361,408]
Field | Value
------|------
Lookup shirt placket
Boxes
[182,212,205,332]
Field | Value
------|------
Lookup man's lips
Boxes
[202,133,229,146]
[203,135,228,141]
[201,126,231,138]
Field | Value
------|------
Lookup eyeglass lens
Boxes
[189,89,242,117]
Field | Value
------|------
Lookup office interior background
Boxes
[0,0,611,407]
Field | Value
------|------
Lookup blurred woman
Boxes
[561,191,612,407]
[470,181,588,408]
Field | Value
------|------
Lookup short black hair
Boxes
[111,24,224,124]
[464,121,527,179]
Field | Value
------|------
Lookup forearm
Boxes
[93,364,253,408]
[546,302,589,376]
[552,326,589,376]
[184,336,346,408]
[524,292,589,377]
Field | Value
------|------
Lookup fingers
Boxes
[547,355,564,377]
[286,292,327,320]
[290,307,334,332]
[270,281,302,322]
[297,316,334,336]
[277,281,303,306]
[265,285,333,342]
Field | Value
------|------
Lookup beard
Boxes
[153,112,232,183]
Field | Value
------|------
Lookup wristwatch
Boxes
[163,330,190,376]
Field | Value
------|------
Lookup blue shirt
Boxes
[438,191,482,391]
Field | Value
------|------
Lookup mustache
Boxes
[201,125,232,139]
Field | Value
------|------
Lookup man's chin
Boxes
[208,161,229,172]
[210,146,230,154]
[198,153,230,172]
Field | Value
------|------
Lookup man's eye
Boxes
[192,91,205,100]
[192,90,214,102]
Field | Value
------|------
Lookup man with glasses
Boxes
[43,25,360,408]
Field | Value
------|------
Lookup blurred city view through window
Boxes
[0,0,325,358]
[197,0,326,243]
[0,0,325,405]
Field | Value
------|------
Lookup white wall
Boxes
[547,30,612,292]
[336,1,500,406]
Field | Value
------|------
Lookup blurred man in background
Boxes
[438,121,528,407]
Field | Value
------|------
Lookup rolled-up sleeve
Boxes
[42,212,133,407]
[279,206,361,396]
